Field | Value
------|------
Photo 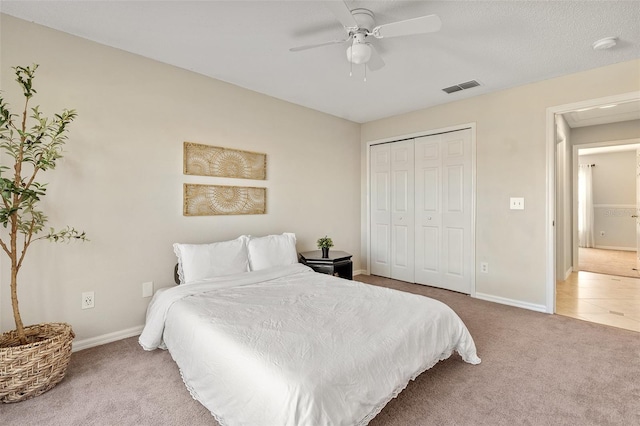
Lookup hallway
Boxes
[556,271,640,332]
[578,247,638,279]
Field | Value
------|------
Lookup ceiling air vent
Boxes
[442,80,481,94]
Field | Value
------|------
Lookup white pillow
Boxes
[173,235,249,284]
[247,232,298,271]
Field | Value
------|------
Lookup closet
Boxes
[369,128,473,294]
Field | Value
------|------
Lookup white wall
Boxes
[579,151,636,250]
[0,15,361,341]
[361,59,640,309]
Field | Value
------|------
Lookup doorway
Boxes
[557,139,640,332]
[574,142,639,279]
[547,91,640,331]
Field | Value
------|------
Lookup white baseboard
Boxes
[564,267,573,280]
[594,245,636,252]
[72,325,144,352]
[475,292,547,313]
[71,289,548,352]
[73,270,365,351]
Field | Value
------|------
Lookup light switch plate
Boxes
[510,197,525,210]
[142,281,154,298]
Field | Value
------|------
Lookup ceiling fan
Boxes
[290,1,442,72]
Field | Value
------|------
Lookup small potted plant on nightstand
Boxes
[317,235,334,258]
[0,64,87,403]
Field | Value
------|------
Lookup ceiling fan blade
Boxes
[290,38,350,52]
[325,0,358,29]
[366,44,385,71]
[372,14,442,39]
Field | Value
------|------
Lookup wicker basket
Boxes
[0,322,75,403]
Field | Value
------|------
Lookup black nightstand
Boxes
[299,250,353,280]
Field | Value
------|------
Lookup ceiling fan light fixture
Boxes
[346,43,372,65]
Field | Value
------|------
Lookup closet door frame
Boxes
[365,123,477,297]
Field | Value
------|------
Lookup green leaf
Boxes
[0,63,87,259]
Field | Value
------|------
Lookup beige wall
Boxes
[361,59,640,308]
[572,120,640,145]
[0,15,361,341]
[3,13,639,343]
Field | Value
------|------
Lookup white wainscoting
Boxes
[593,204,636,250]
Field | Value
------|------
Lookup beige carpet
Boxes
[1,275,638,425]
[579,247,640,279]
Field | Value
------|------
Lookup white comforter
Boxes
[139,263,480,426]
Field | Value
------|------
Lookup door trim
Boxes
[545,91,640,314]
[365,122,477,297]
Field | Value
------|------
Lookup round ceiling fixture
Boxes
[592,37,617,50]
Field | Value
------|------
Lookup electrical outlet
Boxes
[81,291,94,310]
[142,281,154,298]
[480,262,489,273]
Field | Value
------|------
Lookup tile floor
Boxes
[556,271,640,332]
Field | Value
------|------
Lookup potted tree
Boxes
[317,235,334,258]
[0,64,87,403]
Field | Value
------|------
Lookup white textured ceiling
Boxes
[1,0,639,123]
[564,100,640,128]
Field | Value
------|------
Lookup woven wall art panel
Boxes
[183,184,266,216]
[184,142,266,180]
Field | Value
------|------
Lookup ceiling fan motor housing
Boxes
[350,8,375,32]
[345,9,375,65]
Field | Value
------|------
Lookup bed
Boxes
[139,233,480,426]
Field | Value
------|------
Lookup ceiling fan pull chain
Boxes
[364,65,367,82]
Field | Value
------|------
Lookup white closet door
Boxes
[390,140,415,282]
[415,129,472,293]
[370,144,391,277]
[415,136,442,286]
